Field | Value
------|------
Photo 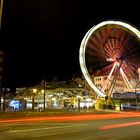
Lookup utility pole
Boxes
[0,0,4,111]
[43,80,45,111]
[0,0,4,30]
[0,88,1,111]
[0,51,4,111]
[42,80,46,111]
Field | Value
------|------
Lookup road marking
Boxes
[9,124,88,133]
[99,121,140,130]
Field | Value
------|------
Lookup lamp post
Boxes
[77,95,81,112]
[37,91,40,112]
[24,98,27,111]
[0,0,4,30]
[41,89,45,111]
[32,89,37,111]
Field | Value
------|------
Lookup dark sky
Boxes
[1,0,140,87]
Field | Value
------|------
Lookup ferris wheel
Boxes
[79,20,140,97]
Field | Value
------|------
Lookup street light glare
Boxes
[41,90,44,93]
[33,89,37,93]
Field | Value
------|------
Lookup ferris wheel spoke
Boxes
[112,38,115,50]
[104,42,114,57]
[111,28,118,49]
[114,28,121,47]
[104,42,113,53]
[103,30,114,51]
[100,28,109,43]
[96,31,105,47]
[104,48,113,58]
[108,39,114,52]
[124,60,139,84]
[89,37,105,53]
[87,42,100,55]
[121,49,139,60]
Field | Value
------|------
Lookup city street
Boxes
[0,112,140,139]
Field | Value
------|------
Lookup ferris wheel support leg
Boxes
[102,62,117,93]
[121,72,130,89]
[120,67,132,89]
[108,61,123,97]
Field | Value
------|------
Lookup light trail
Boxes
[9,124,88,133]
[1,112,140,123]
[99,121,140,130]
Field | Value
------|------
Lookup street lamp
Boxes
[24,98,27,111]
[77,95,81,112]
[0,0,4,30]
[33,89,37,93]
[79,84,82,87]
[32,89,37,111]
[41,89,45,111]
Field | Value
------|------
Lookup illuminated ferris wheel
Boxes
[79,20,140,97]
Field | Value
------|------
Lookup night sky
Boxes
[0,0,140,87]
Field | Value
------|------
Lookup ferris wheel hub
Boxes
[106,58,116,62]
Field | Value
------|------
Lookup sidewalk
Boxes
[0,109,118,119]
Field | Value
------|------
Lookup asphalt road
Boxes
[1,114,140,140]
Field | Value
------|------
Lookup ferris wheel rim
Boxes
[79,20,140,97]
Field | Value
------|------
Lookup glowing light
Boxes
[80,102,93,108]
[78,84,82,87]
[106,58,115,62]
[9,100,19,110]
[99,121,140,130]
[33,89,37,93]
[77,95,81,99]
[63,97,67,99]
[41,90,44,94]
[85,98,91,102]
[52,97,56,101]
